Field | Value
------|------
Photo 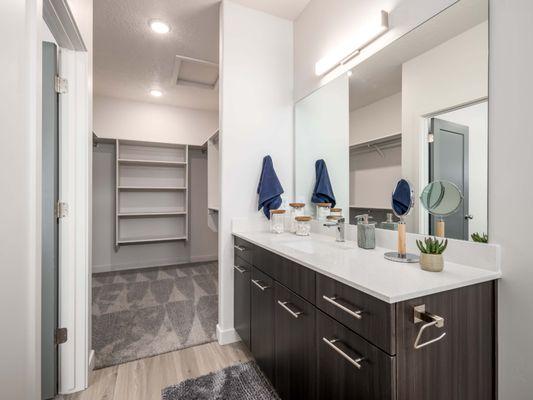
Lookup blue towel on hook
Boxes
[257,155,284,219]
[312,159,336,207]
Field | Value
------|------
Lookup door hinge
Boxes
[55,76,68,94]
[55,201,69,219]
[55,328,68,345]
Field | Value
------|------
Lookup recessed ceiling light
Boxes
[149,89,163,97]
[347,70,353,77]
[149,20,170,34]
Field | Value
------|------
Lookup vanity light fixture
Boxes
[149,89,163,97]
[149,19,171,34]
[315,10,389,76]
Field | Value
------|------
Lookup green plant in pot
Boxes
[416,237,448,272]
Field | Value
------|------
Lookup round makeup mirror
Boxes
[385,179,419,263]
[420,180,463,237]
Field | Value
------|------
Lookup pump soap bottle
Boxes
[356,214,376,250]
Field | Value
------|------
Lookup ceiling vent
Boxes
[171,55,219,90]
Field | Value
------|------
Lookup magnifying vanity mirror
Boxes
[420,180,464,238]
[294,0,489,243]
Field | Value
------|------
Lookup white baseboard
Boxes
[216,324,241,345]
[92,255,218,274]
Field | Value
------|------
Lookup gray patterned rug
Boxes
[162,362,279,400]
[92,262,218,369]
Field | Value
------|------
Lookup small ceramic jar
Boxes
[315,203,331,221]
[270,209,286,234]
[288,203,305,233]
[295,216,312,236]
[330,208,342,217]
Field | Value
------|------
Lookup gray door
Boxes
[429,118,469,240]
[42,41,59,400]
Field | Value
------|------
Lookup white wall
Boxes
[218,0,293,343]
[0,0,41,398]
[295,75,349,216]
[402,21,488,231]
[490,1,533,398]
[438,101,488,237]
[294,0,456,101]
[350,92,401,146]
[94,95,218,146]
[92,145,217,272]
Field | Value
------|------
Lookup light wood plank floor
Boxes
[59,342,252,400]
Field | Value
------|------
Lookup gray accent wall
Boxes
[92,144,217,272]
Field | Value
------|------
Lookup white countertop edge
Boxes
[233,231,501,304]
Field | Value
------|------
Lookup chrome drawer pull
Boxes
[233,265,246,274]
[277,300,302,319]
[322,337,365,369]
[234,244,246,252]
[413,304,446,350]
[252,279,270,291]
[322,295,363,320]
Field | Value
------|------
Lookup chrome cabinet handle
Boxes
[252,279,270,291]
[234,244,246,252]
[413,304,446,350]
[322,337,365,369]
[233,265,247,274]
[277,300,302,319]
[322,295,363,320]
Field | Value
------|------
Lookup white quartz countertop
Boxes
[233,231,501,304]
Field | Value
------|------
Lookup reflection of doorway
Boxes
[429,118,469,240]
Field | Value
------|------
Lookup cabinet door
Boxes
[251,267,275,385]
[317,311,395,400]
[234,256,251,350]
[274,282,316,400]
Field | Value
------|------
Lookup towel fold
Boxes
[312,159,336,207]
[257,155,284,219]
[392,179,412,216]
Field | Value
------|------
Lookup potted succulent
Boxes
[471,232,488,243]
[416,237,448,272]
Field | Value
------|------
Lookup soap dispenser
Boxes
[355,214,376,249]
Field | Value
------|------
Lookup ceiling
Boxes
[349,0,488,110]
[94,0,310,111]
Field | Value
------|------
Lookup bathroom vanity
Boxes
[233,232,499,400]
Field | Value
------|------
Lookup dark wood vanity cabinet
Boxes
[233,236,496,400]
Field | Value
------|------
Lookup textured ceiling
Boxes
[349,0,488,110]
[94,0,311,111]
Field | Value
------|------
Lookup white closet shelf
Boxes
[118,186,187,190]
[118,211,187,217]
[118,159,187,167]
[117,235,187,245]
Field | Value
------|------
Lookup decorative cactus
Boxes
[416,237,448,255]
[471,232,488,243]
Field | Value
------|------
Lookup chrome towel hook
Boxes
[413,304,446,350]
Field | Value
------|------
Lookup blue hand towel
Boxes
[312,159,336,207]
[257,155,284,219]
[392,179,412,216]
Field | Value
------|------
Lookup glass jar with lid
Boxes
[270,209,286,234]
[330,208,342,217]
[295,216,312,236]
[288,203,305,233]
[315,203,331,221]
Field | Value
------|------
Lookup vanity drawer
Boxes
[256,246,316,304]
[234,236,254,265]
[316,274,395,354]
[317,311,395,400]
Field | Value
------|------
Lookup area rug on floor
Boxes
[92,262,218,369]
[162,362,279,400]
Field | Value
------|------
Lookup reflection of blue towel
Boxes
[257,155,284,219]
[392,179,411,216]
[312,159,336,207]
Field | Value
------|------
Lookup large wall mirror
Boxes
[294,0,488,242]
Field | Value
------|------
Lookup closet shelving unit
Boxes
[115,139,189,246]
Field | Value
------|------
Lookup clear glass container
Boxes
[315,203,331,221]
[330,208,342,217]
[295,216,312,236]
[270,210,286,234]
[289,203,305,233]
